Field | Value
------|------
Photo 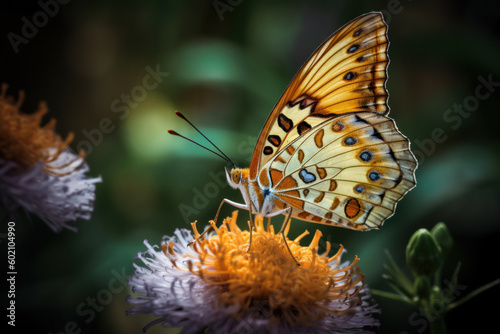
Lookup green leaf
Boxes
[447,278,500,312]
[380,250,414,300]
[445,262,462,301]
[371,289,414,305]
[384,250,414,294]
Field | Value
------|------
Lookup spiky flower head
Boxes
[0,84,101,231]
[128,211,380,333]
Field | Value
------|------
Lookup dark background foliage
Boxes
[1,0,499,333]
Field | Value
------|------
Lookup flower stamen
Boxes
[128,212,380,332]
[0,84,84,176]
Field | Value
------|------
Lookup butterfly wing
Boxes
[265,112,416,230]
[249,12,390,181]
[248,12,417,230]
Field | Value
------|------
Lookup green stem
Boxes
[429,317,448,334]
[434,262,443,289]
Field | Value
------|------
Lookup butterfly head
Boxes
[225,167,248,189]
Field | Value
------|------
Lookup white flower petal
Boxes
[0,149,101,232]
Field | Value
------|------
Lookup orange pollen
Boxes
[163,211,365,326]
[0,84,84,174]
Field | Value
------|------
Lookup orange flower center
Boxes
[163,211,365,326]
[0,84,83,173]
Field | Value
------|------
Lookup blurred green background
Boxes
[1,0,499,333]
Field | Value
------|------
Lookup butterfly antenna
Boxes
[174,111,235,166]
[172,111,236,167]
[168,130,234,166]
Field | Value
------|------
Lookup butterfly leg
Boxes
[214,198,250,226]
[266,207,298,265]
[199,192,255,253]
[203,194,257,254]
[280,208,299,265]
[241,183,261,252]
[187,198,249,247]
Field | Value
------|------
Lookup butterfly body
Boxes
[226,167,278,218]
[221,12,416,233]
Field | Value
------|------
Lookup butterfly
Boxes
[173,12,417,248]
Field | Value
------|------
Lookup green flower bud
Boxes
[431,222,453,259]
[406,229,442,277]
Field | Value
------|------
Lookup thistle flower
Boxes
[0,84,101,232]
[127,211,380,333]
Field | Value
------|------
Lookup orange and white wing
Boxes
[249,12,390,181]
[264,112,417,230]
[248,12,417,230]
